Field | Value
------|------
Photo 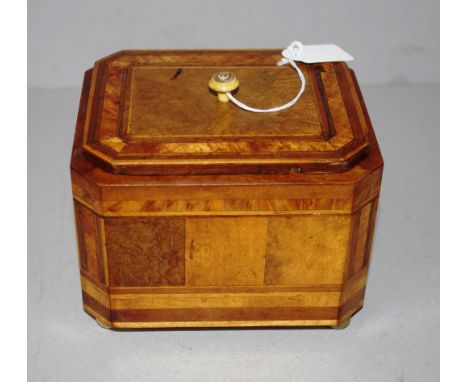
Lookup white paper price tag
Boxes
[281,42,353,64]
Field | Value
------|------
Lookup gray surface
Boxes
[28,84,439,381]
[28,0,439,87]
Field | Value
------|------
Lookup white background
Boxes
[28,0,439,88]
[17,0,448,381]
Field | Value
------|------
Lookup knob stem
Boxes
[217,93,229,103]
[208,72,239,103]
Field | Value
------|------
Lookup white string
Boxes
[226,41,306,113]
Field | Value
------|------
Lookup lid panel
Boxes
[82,50,369,175]
[127,66,323,139]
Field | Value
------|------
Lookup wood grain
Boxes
[127,66,322,138]
[74,202,105,283]
[105,217,185,287]
[110,291,341,310]
[111,320,338,329]
[344,199,378,281]
[111,306,340,323]
[265,215,350,285]
[81,51,370,175]
[110,284,342,294]
[71,53,384,329]
[185,217,267,286]
[353,202,372,273]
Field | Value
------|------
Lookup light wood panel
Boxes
[111,291,341,310]
[185,217,268,286]
[265,215,350,285]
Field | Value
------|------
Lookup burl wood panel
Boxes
[185,217,268,286]
[128,66,322,138]
[105,217,185,287]
[265,215,350,285]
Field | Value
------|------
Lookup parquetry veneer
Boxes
[71,50,383,329]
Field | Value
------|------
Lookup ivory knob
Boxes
[208,72,239,103]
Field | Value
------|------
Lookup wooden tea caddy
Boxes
[71,50,383,329]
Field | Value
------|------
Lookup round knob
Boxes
[208,72,239,103]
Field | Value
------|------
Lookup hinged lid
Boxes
[81,50,370,175]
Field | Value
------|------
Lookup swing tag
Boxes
[280,42,354,64]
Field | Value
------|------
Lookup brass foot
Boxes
[96,317,112,329]
[331,317,351,330]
